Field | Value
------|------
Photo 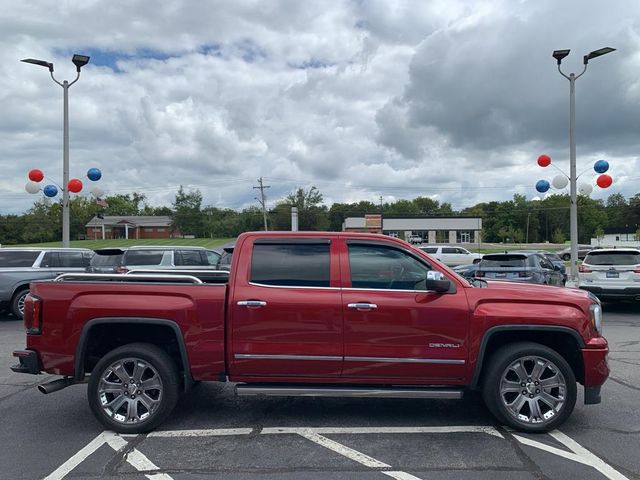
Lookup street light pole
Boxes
[21,54,90,247]
[553,47,615,282]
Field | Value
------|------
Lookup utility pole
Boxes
[254,177,270,231]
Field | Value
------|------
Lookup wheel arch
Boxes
[471,325,585,390]
[75,317,193,391]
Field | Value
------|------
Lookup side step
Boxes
[235,385,463,399]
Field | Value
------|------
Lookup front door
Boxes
[230,238,343,378]
[341,241,469,383]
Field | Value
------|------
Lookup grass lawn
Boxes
[9,237,235,250]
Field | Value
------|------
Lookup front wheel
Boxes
[482,342,576,432]
[88,343,180,433]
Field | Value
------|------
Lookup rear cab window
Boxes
[250,240,330,287]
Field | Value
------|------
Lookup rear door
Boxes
[341,240,469,383]
[229,237,343,377]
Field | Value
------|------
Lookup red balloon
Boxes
[28,169,44,182]
[596,174,613,189]
[537,154,551,167]
[67,178,83,193]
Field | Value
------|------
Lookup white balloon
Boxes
[578,183,593,195]
[25,181,40,194]
[552,174,569,189]
[91,186,104,198]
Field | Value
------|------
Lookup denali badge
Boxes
[429,343,461,348]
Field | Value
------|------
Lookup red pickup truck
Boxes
[12,232,609,434]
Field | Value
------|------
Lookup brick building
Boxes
[85,216,179,240]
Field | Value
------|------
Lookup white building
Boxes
[590,227,640,248]
[343,215,482,244]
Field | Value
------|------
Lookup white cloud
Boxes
[0,0,638,216]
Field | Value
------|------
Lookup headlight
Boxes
[589,303,602,335]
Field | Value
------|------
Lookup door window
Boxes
[348,244,432,291]
[442,247,457,254]
[176,250,205,266]
[57,252,86,267]
[205,250,221,266]
[0,251,39,267]
[251,242,330,287]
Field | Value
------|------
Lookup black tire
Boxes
[473,259,481,264]
[481,342,576,433]
[10,289,29,319]
[562,254,570,261]
[88,343,180,434]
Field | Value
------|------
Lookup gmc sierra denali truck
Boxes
[12,231,609,434]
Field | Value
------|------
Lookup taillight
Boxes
[116,265,129,274]
[634,267,640,274]
[23,294,42,335]
[579,265,592,273]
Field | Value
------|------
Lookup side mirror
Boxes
[426,271,451,293]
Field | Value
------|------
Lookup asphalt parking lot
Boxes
[1,303,639,480]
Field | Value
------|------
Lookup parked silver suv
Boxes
[0,248,93,319]
[116,246,222,273]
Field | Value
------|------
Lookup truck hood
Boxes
[483,280,593,302]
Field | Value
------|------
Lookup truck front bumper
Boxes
[581,336,609,405]
[11,349,41,375]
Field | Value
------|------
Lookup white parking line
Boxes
[513,429,629,480]
[147,428,253,437]
[261,425,503,437]
[298,430,391,468]
[103,432,174,480]
[44,432,107,480]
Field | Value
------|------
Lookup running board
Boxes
[235,385,463,399]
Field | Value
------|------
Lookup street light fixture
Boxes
[21,53,90,247]
[553,46,615,283]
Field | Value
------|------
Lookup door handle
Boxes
[347,303,378,311]
[237,300,267,307]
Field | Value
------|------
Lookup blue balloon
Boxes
[43,185,58,197]
[87,168,102,181]
[535,179,550,193]
[594,160,609,174]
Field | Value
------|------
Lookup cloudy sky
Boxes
[1,0,638,214]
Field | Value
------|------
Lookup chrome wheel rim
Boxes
[97,357,163,425]
[17,293,27,315]
[499,355,566,425]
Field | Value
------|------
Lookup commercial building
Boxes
[85,216,178,240]
[343,214,482,244]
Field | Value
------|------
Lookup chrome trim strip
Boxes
[344,356,465,365]
[342,287,436,293]
[248,282,341,291]
[236,386,463,399]
[234,354,342,361]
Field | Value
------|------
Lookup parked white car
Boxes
[418,245,483,266]
[578,248,640,301]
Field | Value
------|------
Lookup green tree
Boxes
[594,226,605,245]
[172,186,204,236]
[552,227,565,244]
[271,186,329,231]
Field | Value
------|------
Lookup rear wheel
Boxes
[10,289,29,319]
[88,343,180,433]
[482,342,576,432]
